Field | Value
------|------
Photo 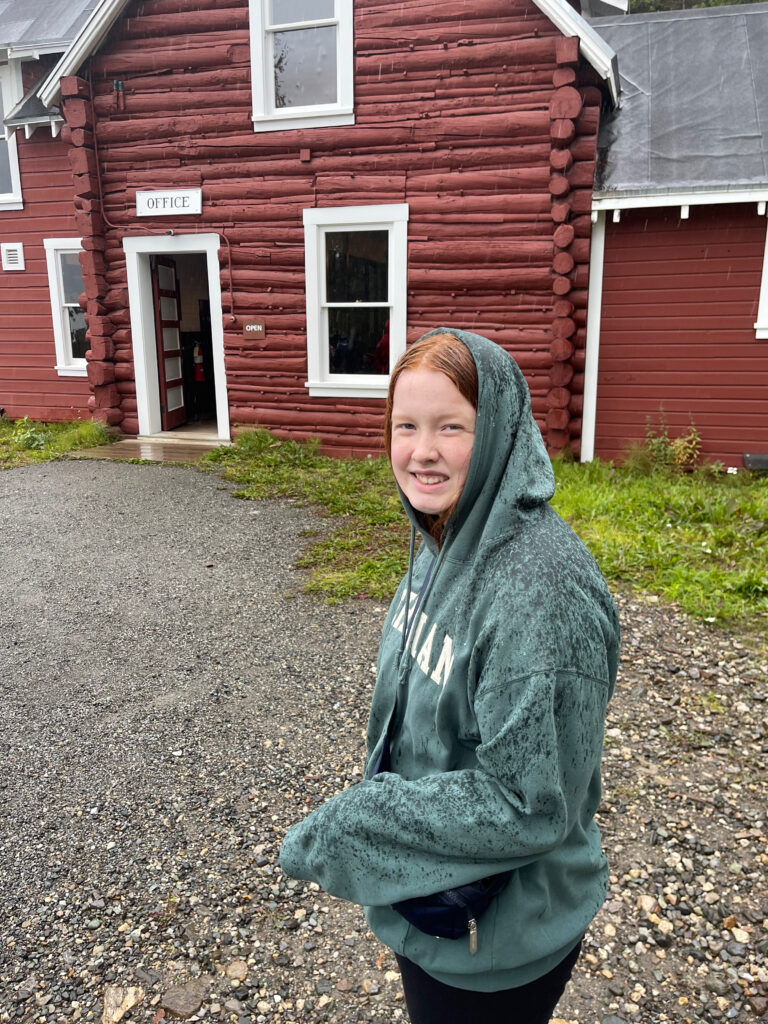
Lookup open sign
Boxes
[242,318,267,340]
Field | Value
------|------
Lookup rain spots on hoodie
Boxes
[279,330,620,989]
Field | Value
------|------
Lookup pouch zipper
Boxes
[442,889,478,955]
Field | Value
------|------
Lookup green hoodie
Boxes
[280,329,620,991]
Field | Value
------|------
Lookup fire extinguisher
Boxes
[193,342,205,382]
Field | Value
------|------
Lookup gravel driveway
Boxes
[1,460,766,1024]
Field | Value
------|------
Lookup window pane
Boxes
[329,308,390,375]
[60,252,85,304]
[0,82,12,193]
[273,26,337,108]
[326,230,388,303]
[68,307,87,360]
[271,0,334,23]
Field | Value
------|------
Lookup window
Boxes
[249,0,354,132]
[0,62,23,210]
[304,204,408,397]
[44,239,88,377]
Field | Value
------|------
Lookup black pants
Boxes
[395,940,581,1024]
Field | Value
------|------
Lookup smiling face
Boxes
[390,368,477,517]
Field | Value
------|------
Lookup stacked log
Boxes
[546,47,601,456]
[61,0,605,453]
[61,76,123,429]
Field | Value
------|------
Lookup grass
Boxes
[0,416,112,468]
[206,428,768,630]
[552,458,768,630]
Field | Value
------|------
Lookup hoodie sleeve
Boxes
[279,664,612,907]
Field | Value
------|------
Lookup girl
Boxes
[280,329,619,1023]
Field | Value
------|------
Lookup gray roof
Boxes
[593,2,768,198]
[0,0,97,52]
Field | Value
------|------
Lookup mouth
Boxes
[412,473,447,486]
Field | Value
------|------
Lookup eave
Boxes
[532,0,620,105]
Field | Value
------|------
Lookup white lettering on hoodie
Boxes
[391,590,454,687]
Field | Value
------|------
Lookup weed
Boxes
[11,416,51,450]
[0,418,112,468]
[623,409,702,474]
[701,691,725,714]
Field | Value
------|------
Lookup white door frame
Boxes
[123,233,230,441]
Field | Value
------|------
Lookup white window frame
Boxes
[44,237,88,377]
[249,0,354,133]
[304,204,408,398]
[0,61,24,211]
[754,213,768,340]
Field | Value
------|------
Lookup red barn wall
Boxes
[594,205,767,468]
[64,0,603,453]
[1,56,90,419]
[0,119,90,421]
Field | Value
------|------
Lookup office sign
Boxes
[136,189,202,216]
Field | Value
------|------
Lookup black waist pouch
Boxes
[392,870,512,952]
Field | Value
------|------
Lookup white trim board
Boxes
[592,188,768,213]
[122,234,230,441]
[580,210,606,463]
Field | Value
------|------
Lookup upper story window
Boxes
[249,0,354,133]
[44,238,88,377]
[0,62,23,211]
[304,204,408,397]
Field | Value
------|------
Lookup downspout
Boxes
[580,209,606,462]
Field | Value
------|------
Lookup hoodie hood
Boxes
[400,329,555,558]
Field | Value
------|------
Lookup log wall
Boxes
[0,59,89,421]
[595,205,767,468]
[62,0,604,452]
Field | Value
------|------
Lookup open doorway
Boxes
[124,234,230,442]
[150,253,216,436]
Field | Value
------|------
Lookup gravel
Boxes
[1,459,766,1024]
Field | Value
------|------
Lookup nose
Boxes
[412,429,438,462]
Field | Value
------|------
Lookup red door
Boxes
[151,256,187,430]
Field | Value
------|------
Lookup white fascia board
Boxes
[38,0,131,109]
[592,187,768,211]
[7,44,71,59]
[530,0,620,105]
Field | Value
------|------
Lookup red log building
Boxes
[4,0,619,455]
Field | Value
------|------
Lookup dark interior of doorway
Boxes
[172,253,215,430]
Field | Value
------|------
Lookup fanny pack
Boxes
[392,870,512,954]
